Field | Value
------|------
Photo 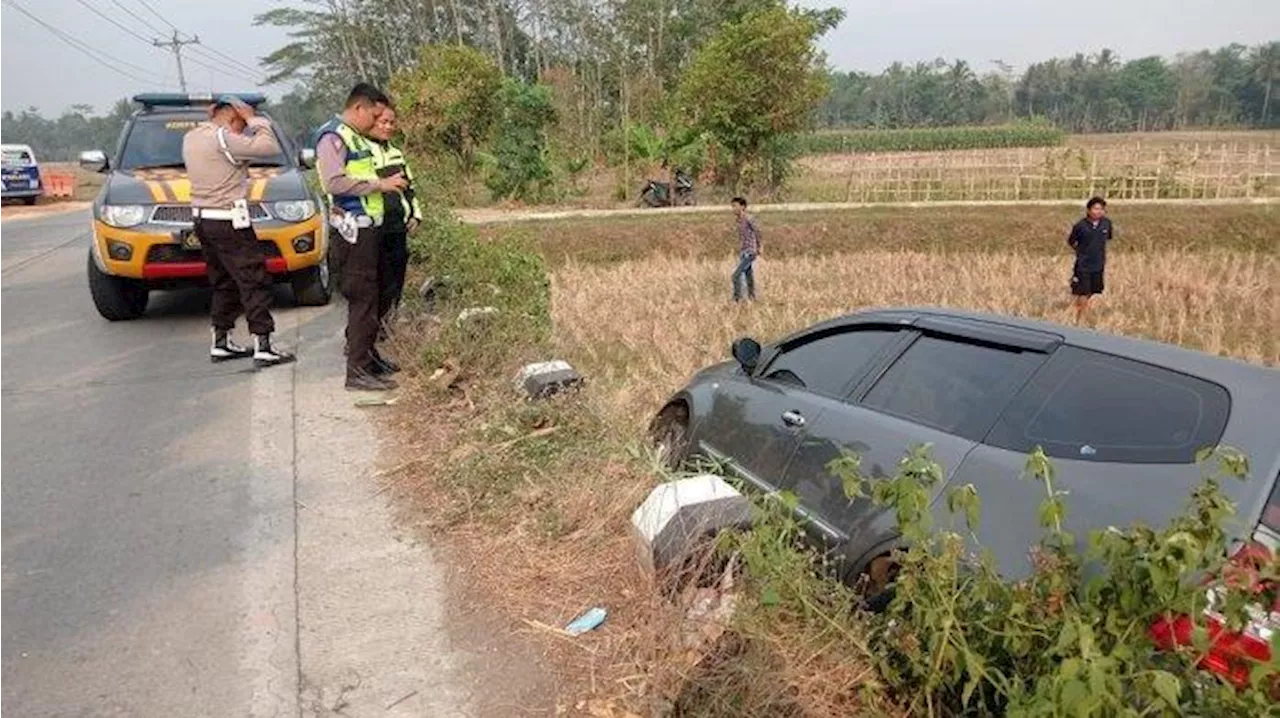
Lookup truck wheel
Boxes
[291,256,331,306]
[23,196,38,205]
[87,250,148,320]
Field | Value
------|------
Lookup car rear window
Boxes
[762,328,897,397]
[118,115,287,171]
[986,346,1230,464]
[860,334,1046,441]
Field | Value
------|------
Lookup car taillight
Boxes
[1150,539,1277,690]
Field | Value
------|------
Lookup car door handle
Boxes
[781,410,806,428]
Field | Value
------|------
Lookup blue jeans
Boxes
[731,251,757,301]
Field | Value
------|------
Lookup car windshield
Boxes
[117,115,288,171]
[2,149,33,166]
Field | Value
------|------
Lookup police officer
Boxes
[182,95,294,367]
[315,83,407,391]
[367,104,422,341]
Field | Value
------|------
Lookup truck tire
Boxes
[87,250,148,320]
[291,256,332,306]
[23,196,38,206]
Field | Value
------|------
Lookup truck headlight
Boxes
[273,200,316,223]
[101,204,147,228]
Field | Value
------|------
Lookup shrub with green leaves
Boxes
[406,204,550,372]
[799,124,1066,154]
[483,79,557,203]
[827,445,1279,716]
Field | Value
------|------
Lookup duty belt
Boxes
[193,207,237,220]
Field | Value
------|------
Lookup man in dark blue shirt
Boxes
[1068,196,1113,319]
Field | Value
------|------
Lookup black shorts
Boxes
[1071,268,1105,296]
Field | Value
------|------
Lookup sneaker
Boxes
[345,373,398,391]
[210,328,254,363]
[253,334,297,368]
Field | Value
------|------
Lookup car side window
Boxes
[761,328,897,397]
[861,335,1046,441]
[986,346,1230,464]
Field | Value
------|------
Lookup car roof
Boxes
[1,143,34,152]
[825,306,1279,393]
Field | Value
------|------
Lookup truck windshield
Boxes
[2,149,34,166]
[118,115,288,171]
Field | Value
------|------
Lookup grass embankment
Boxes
[385,202,1277,716]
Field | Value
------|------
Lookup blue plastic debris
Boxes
[564,606,607,636]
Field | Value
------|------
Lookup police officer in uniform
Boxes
[367,104,422,340]
[182,95,294,367]
[315,83,407,391]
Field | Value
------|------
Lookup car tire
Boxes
[650,403,691,470]
[291,256,332,306]
[87,250,148,321]
[860,554,901,613]
[23,196,38,206]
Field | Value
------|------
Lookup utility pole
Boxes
[153,31,200,92]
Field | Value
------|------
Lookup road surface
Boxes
[1,211,471,716]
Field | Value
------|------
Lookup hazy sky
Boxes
[3,0,1279,115]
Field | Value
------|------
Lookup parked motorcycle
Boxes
[638,169,695,207]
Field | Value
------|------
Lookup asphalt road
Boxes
[2,210,472,716]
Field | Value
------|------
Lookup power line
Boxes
[182,52,262,87]
[132,0,179,33]
[123,0,263,79]
[191,44,262,78]
[3,0,169,86]
[181,47,261,83]
[74,0,152,46]
[105,0,167,36]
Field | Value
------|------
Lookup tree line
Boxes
[818,42,1279,132]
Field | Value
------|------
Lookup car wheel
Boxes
[87,250,148,321]
[23,196,38,206]
[650,403,691,470]
[861,554,900,613]
[291,256,332,306]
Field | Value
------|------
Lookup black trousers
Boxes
[331,226,382,377]
[378,227,409,321]
[195,218,275,336]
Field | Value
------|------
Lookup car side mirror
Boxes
[79,150,109,174]
[298,148,316,168]
[731,337,762,374]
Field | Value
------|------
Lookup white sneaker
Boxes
[253,334,297,368]
[211,329,254,363]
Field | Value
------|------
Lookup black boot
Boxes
[211,328,253,363]
[371,349,401,375]
[253,334,296,368]
[346,370,398,391]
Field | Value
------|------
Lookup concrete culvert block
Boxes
[515,360,583,400]
[631,475,751,574]
[455,306,499,328]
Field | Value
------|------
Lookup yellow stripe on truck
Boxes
[144,181,168,202]
[166,178,191,203]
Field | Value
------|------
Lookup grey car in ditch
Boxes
[648,307,1280,588]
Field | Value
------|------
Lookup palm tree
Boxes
[1252,42,1280,125]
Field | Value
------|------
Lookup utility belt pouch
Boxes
[230,199,252,229]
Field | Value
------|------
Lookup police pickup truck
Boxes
[2,143,44,205]
[80,92,330,320]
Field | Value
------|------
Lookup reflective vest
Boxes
[315,117,384,221]
[369,140,422,222]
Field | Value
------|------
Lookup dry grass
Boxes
[552,250,1279,429]
[387,203,1278,716]
[486,203,1278,267]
